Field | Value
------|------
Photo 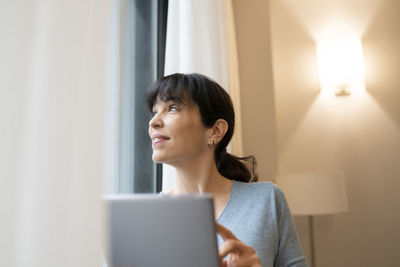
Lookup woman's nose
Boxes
[149,114,163,128]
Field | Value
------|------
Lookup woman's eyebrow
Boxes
[165,98,180,104]
[152,100,176,111]
[165,100,184,107]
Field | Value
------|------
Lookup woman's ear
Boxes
[208,119,228,145]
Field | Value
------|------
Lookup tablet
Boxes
[103,194,220,267]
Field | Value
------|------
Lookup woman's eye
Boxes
[169,105,178,111]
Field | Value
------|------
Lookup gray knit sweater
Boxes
[216,180,308,267]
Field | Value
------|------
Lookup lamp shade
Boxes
[316,38,366,95]
[276,172,349,216]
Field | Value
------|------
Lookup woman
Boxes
[147,73,307,267]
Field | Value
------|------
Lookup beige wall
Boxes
[232,0,277,181]
[233,0,400,266]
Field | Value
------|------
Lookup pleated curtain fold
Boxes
[0,1,110,266]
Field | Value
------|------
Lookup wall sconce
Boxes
[317,38,366,96]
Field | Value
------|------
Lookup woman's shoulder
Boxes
[233,180,281,193]
[232,180,285,202]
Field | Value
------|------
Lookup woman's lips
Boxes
[152,134,170,144]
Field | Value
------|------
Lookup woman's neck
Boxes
[166,154,232,197]
[165,154,233,219]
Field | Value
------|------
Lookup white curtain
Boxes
[162,0,243,192]
[164,0,229,85]
[0,1,110,266]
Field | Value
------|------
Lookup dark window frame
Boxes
[118,0,168,194]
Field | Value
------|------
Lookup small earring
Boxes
[212,140,215,145]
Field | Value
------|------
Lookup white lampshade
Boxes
[316,38,366,95]
[276,172,349,216]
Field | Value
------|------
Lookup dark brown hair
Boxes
[146,73,258,183]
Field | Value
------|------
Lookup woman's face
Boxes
[148,98,211,165]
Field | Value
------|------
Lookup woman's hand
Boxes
[217,223,262,267]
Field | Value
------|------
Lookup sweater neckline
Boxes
[216,180,236,222]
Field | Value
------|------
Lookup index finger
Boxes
[216,222,238,241]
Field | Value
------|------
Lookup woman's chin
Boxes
[152,157,162,163]
[152,154,177,166]
[152,153,168,163]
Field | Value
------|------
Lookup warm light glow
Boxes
[317,38,366,95]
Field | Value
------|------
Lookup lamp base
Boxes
[309,215,316,267]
